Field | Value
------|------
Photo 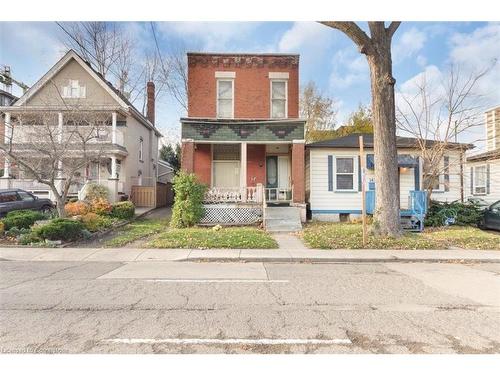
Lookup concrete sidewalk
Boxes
[1,247,500,263]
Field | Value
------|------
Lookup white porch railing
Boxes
[265,187,293,202]
[204,185,263,204]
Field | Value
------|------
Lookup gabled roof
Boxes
[11,50,162,137]
[306,133,474,150]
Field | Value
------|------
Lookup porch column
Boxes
[2,112,11,179]
[57,112,63,143]
[111,112,117,144]
[108,156,119,203]
[240,142,247,202]
[111,156,118,179]
[181,139,195,173]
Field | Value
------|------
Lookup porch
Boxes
[185,142,304,205]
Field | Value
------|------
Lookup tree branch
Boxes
[386,22,401,38]
[319,21,373,55]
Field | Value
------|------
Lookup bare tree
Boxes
[397,63,492,201]
[300,81,337,141]
[164,48,188,112]
[0,83,111,217]
[320,21,402,236]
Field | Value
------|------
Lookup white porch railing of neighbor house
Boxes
[204,185,264,204]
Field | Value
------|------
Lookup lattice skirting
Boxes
[200,204,263,225]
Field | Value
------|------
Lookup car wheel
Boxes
[40,205,53,214]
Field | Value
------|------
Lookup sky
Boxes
[1,21,499,147]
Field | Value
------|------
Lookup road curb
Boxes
[181,257,500,264]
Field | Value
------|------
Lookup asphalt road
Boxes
[1,260,499,354]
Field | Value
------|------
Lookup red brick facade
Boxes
[181,52,305,206]
[187,53,299,119]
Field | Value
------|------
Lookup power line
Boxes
[149,22,170,80]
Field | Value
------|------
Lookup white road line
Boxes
[143,279,289,283]
[104,338,351,345]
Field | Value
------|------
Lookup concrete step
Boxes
[264,206,302,232]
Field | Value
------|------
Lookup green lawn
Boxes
[147,226,278,249]
[104,218,168,247]
[302,222,500,250]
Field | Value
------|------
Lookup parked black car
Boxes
[0,189,54,218]
[478,200,500,231]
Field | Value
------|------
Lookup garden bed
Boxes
[301,222,500,250]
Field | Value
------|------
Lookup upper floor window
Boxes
[62,80,86,99]
[139,137,144,162]
[217,79,234,118]
[271,80,287,119]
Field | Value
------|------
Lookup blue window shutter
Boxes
[358,156,362,191]
[470,167,473,195]
[328,155,333,191]
[414,157,420,191]
[444,156,450,192]
[487,164,490,194]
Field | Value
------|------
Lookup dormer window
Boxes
[62,80,86,99]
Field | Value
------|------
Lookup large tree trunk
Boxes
[367,32,401,236]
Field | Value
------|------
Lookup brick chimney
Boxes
[146,81,155,125]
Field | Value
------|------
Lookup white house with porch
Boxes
[0,50,164,207]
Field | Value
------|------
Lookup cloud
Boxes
[329,48,369,90]
[157,22,261,51]
[393,27,427,63]
[448,22,500,106]
[278,22,333,53]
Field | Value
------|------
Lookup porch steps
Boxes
[264,207,302,232]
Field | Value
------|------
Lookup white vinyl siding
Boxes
[217,79,234,119]
[270,80,287,119]
[466,159,500,204]
[308,148,464,220]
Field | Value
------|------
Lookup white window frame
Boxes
[473,164,487,195]
[216,79,234,119]
[62,79,86,99]
[139,137,144,162]
[270,79,288,119]
[333,155,358,192]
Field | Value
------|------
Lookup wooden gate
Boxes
[131,183,173,208]
[131,186,155,207]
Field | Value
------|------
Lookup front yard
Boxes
[104,219,278,249]
[302,222,500,250]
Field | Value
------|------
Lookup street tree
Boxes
[320,21,402,236]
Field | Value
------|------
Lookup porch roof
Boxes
[3,143,128,157]
[181,118,305,142]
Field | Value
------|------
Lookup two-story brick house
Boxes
[180,52,306,229]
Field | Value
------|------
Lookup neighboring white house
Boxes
[306,133,471,222]
[0,50,163,204]
[466,106,500,204]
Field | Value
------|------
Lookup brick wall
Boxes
[193,144,211,185]
[188,54,299,119]
[247,144,266,187]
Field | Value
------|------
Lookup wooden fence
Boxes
[131,182,172,208]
